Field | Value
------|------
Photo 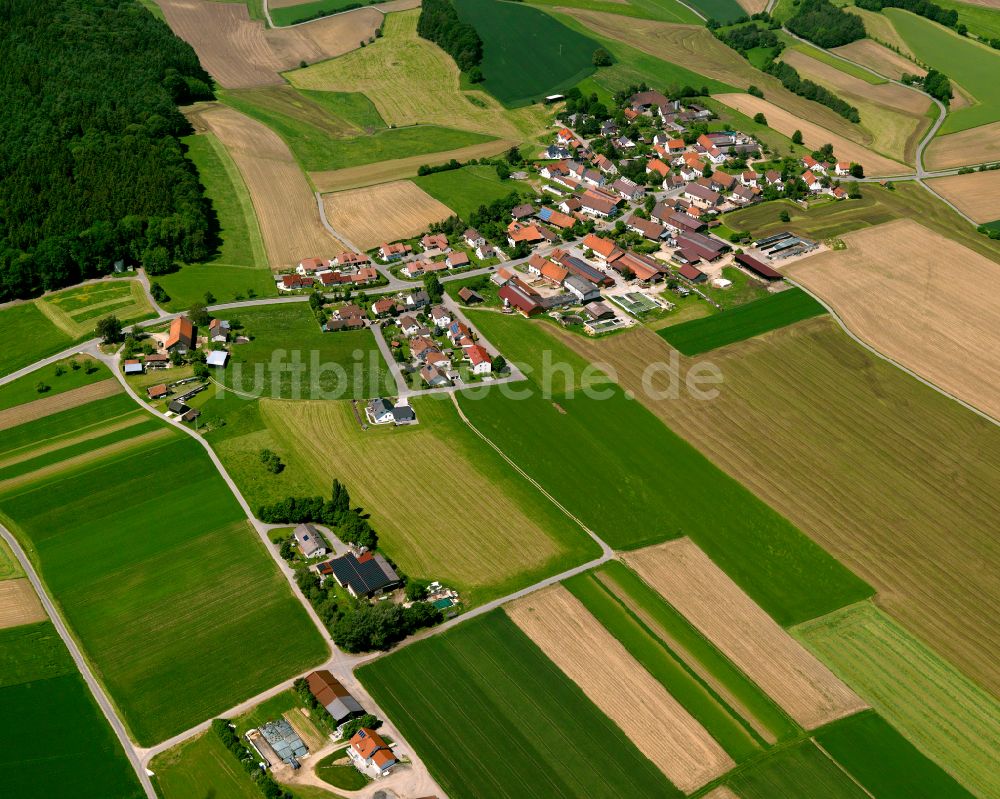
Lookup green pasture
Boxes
[885,8,1000,133]
[270,0,377,26]
[0,623,143,799]
[684,0,745,23]
[358,610,682,798]
[930,0,1000,42]
[0,356,110,411]
[413,165,532,221]
[0,393,136,457]
[151,732,259,799]
[220,303,393,400]
[0,427,326,745]
[455,0,600,106]
[817,711,976,799]
[726,739,869,798]
[455,315,872,626]
[0,303,74,379]
[657,288,826,355]
[526,0,702,24]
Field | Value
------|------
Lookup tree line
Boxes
[259,479,377,550]
[0,0,216,302]
[417,0,484,79]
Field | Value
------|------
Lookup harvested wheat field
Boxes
[0,579,46,629]
[736,0,768,14]
[851,8,916,56]
[507,585,733,792]
[155,0,382,88]
[554,317,1000,696]
[323,181,451,249]
[927,170,1000,223]
[0,380,120,432]
[705,788,742,799]
[310,138,516,192]
[788,218,1000,419]
[189,104,344,269]
[715,93,911,175]
[782,49,929,163]
[622,539,867,729]
[288,11,548,140]
[925,121,1000,170]
[832,39,924,80]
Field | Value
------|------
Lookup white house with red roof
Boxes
[466,344,492,375]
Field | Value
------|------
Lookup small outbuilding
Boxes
[205,350,229,367]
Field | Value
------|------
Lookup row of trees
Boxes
[855,0,958,31]
[902,69,954,104]
[0,0,216,302]
[786,0,866,48]
[258,479,377,550]
[417,0,483,76]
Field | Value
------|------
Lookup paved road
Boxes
[0,523,157,799]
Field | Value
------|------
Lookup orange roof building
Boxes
[165,316,194,351]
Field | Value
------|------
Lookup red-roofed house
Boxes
[466,345,492,374]
[645,158,670,178]
[165,316,194,352]
[582,233,621,263]
[802,170,822,192]
[507,221,547,246]
[349,729,397,776]
[834,161,852,176]
[297,257,328,275]
[334,252,371,268]
[379,242,412,261]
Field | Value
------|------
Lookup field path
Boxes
[0,522,157,799]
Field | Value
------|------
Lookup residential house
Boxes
[294,524,328,559]
[763,170,784,188]
[740,170,759,187]
[627,215,666,241]
[543,144,572,160]
[507,221,550,246]
[304,671,365,726]
[580,190,619,218]
[279,273,310,291]
[208,319,230,342]
[147,383,169,400]
[666,138,685,154]
[297,257,328,275]
[612,135,635,150]
[397,315,421,336]
[349,729,397,776]
[463,228,485,248]
[581,233,620,262]
[406,289,430,309]
[731,184,760,205]
[334,251,371,268]
[834,161,852,176]
[328,551,402,598]
[556,127,576,146]
[645,158,671,179]
[536,207,576,229]
[801,170,823,192]
[712,171,738,192]
[409,337,440,362]
[165,316,194,353]
[446,251,470,269]
[568,161,604,187]
[611,177,645,201]
[475,242,496,260]
[448,320,472,344]
[336,304,366,323]
[419,364,451,388]
[591,154,617,174]
[831,185,848,200]
[421,233,449,252]
[371,298,399,318]
[379,242,412,261]
[802,155,824,174]
[430,305,452,328]
[511,203,535,220]
[683,183,722,209]
[466,345,492,375]
[539,162,570,181]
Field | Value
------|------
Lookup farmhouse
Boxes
[683,183,722,209]
[147,383,169,400]
[581,233,620,263]
[305,670,365,726]
[294,524,328,559]
[627,216,666,241]
[165,316,195,352]
[499,282,543,316]
[611,251,665,283]
[557,254,614,287]
[328,551,402,598]
[366,398,416,425]
[349,728,397,776]
[536,207,576,229]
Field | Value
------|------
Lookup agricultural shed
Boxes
[123,359,143,375]
[259,719,308,766]
[205,350,229,367]
[306,670,365,725]
[329,552,402,598]
[735,253,783,281]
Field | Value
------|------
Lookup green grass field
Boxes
[816,711,976,799]
[152,732,259,799]
[794,603,1000,799]
[0,405,327,745]
[526,0,702,24]
[657,288,827,355]
[455,0,600,106]
[220,303,393,400]
[0,356,109,411]
[885,8,1000,133]
[564,570,765,761]
[726,739,868,798]
[0,302,75,379]
[358,610,683,798]
[160,131,273,310]
[934,0,1000,39]
[37,279,155,339]
[684,0,745,23]
[459,311,872,626]
[413,164,532,220]
[207,394,599,606]
[220,86,495,172]
[270,0,377,26]
[0,623,144,799]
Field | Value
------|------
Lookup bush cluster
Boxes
[211,719,292,799]
[417,0,483,73]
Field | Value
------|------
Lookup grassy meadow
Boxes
[795,603,1000,799]
[413,164,532,220]
[37,279,155,338]
[526,0,702,24]
[0,356,109,411]
[725,739,868,799]
[455,0,600,106]
[816,711,976,799]
[161,131,272,310]
[885,8,1000,133]
[208,395,599,605]
[459,311,872,626]
[0,623,143,799]
[358,610,683,798]
[270,0,376,26]
[0,302,75,378]
[220,86,495,173]
[657,288,826,355]
[220,303,394,400]
[0,403,326,745]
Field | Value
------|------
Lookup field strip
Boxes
[812,737,877,799]
[595,570,778,744]
[704,788,741,799]
[449,392,610,554]
[508,585,734,792]
[310,139,517,193]
[623,539,868,729]
[0,577,46,629]
[0,415,148,470]
[925,170,1000,224]
[203,131,267,269]
[34,296,82,338]
[0,428,173,495]
[0,379,121,431]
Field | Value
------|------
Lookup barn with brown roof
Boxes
[305,670,365,725]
